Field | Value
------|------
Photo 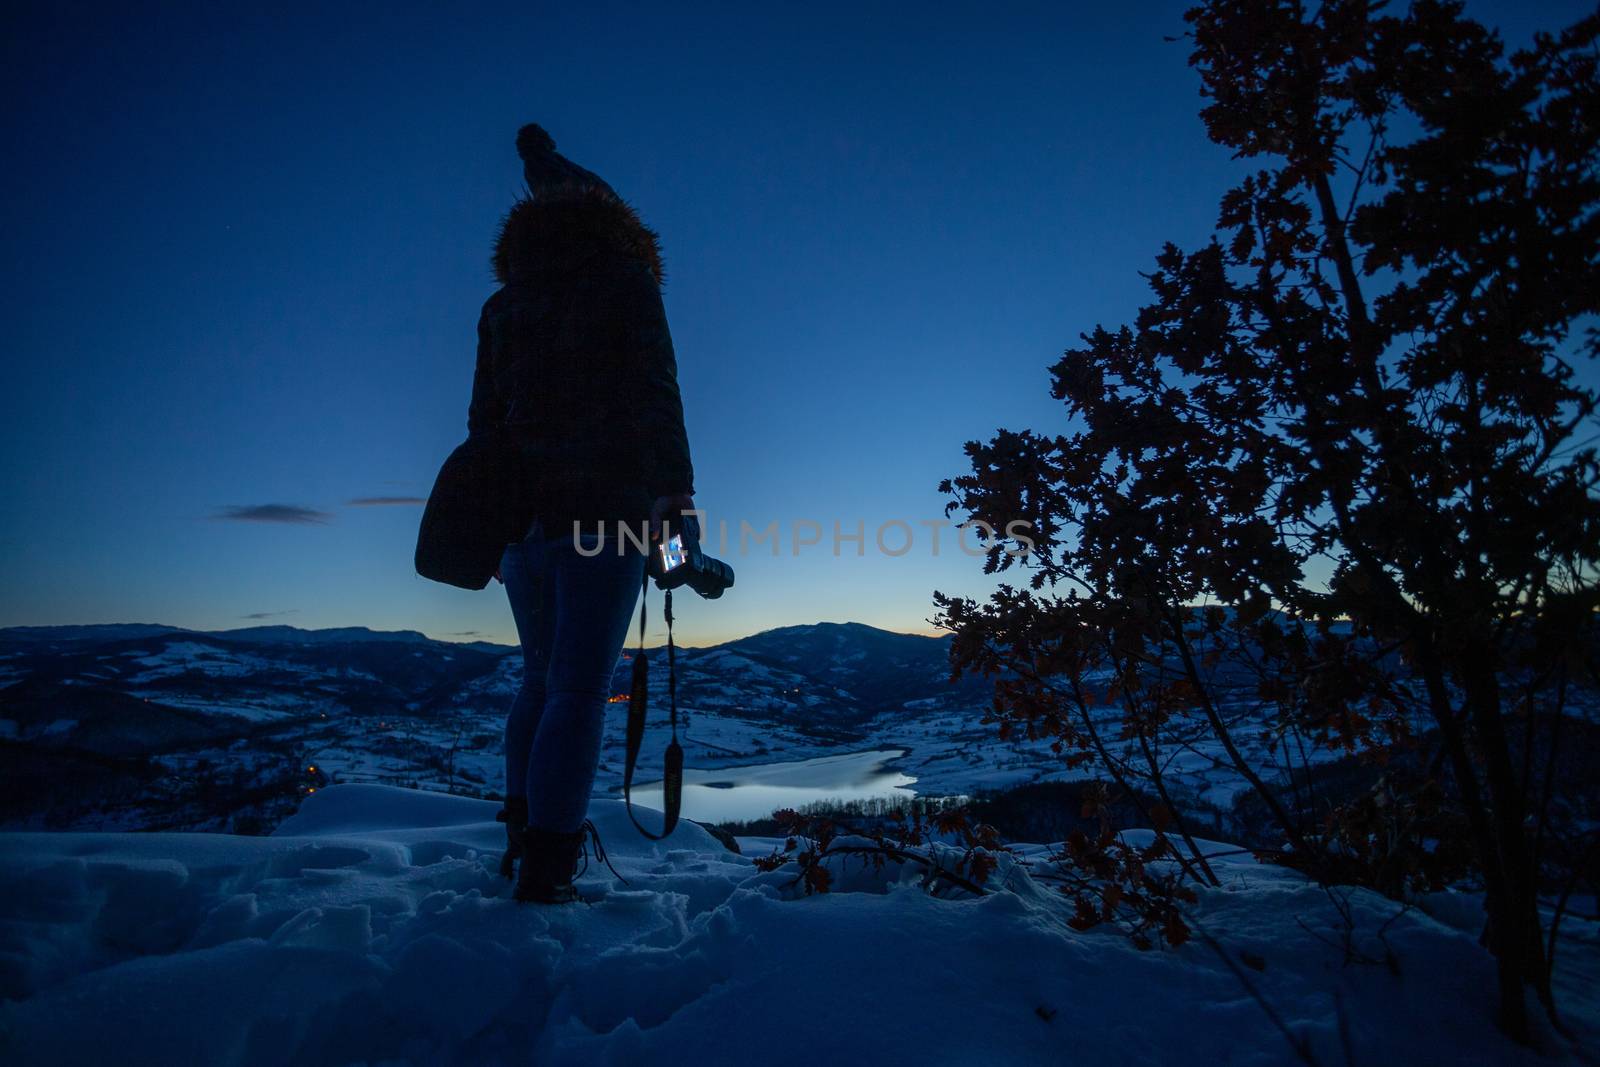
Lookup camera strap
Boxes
[623,570,682,839]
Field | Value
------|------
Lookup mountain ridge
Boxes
[0,619,952,655]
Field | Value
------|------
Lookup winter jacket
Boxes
[467,187,695,534]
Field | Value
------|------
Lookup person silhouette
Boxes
[472,123,696,903]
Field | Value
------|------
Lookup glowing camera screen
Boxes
[658,534,690,572]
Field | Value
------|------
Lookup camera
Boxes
[648,513,734,599]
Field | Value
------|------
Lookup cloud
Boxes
[241,609,299,620]
[448,630,482,637]
[346,496,426,507]
[213,504,332,525]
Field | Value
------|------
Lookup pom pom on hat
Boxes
[516,123,556,161]
[514,122,616,201]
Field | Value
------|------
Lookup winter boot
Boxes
[512,824,585,904]
[495,797,528,880]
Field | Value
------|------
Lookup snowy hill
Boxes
[1,783,1589,1065]
[0,621,1019,833]
[715,621,977,711]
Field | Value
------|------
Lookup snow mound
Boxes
[0,785,1574,1065]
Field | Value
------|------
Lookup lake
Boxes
[623,748,916,824]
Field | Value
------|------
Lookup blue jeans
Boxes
[501,523,646,833]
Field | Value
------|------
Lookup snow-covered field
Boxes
[2,784,1593,1066]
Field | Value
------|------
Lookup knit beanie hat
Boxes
[516,123,617,201]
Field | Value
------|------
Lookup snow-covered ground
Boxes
[2,784,1593,1066]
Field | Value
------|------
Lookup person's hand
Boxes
[649,494,696,540]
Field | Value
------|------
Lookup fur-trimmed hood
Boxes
[491,186,664,287]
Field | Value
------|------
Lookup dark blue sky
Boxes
[2,1,1583,645]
